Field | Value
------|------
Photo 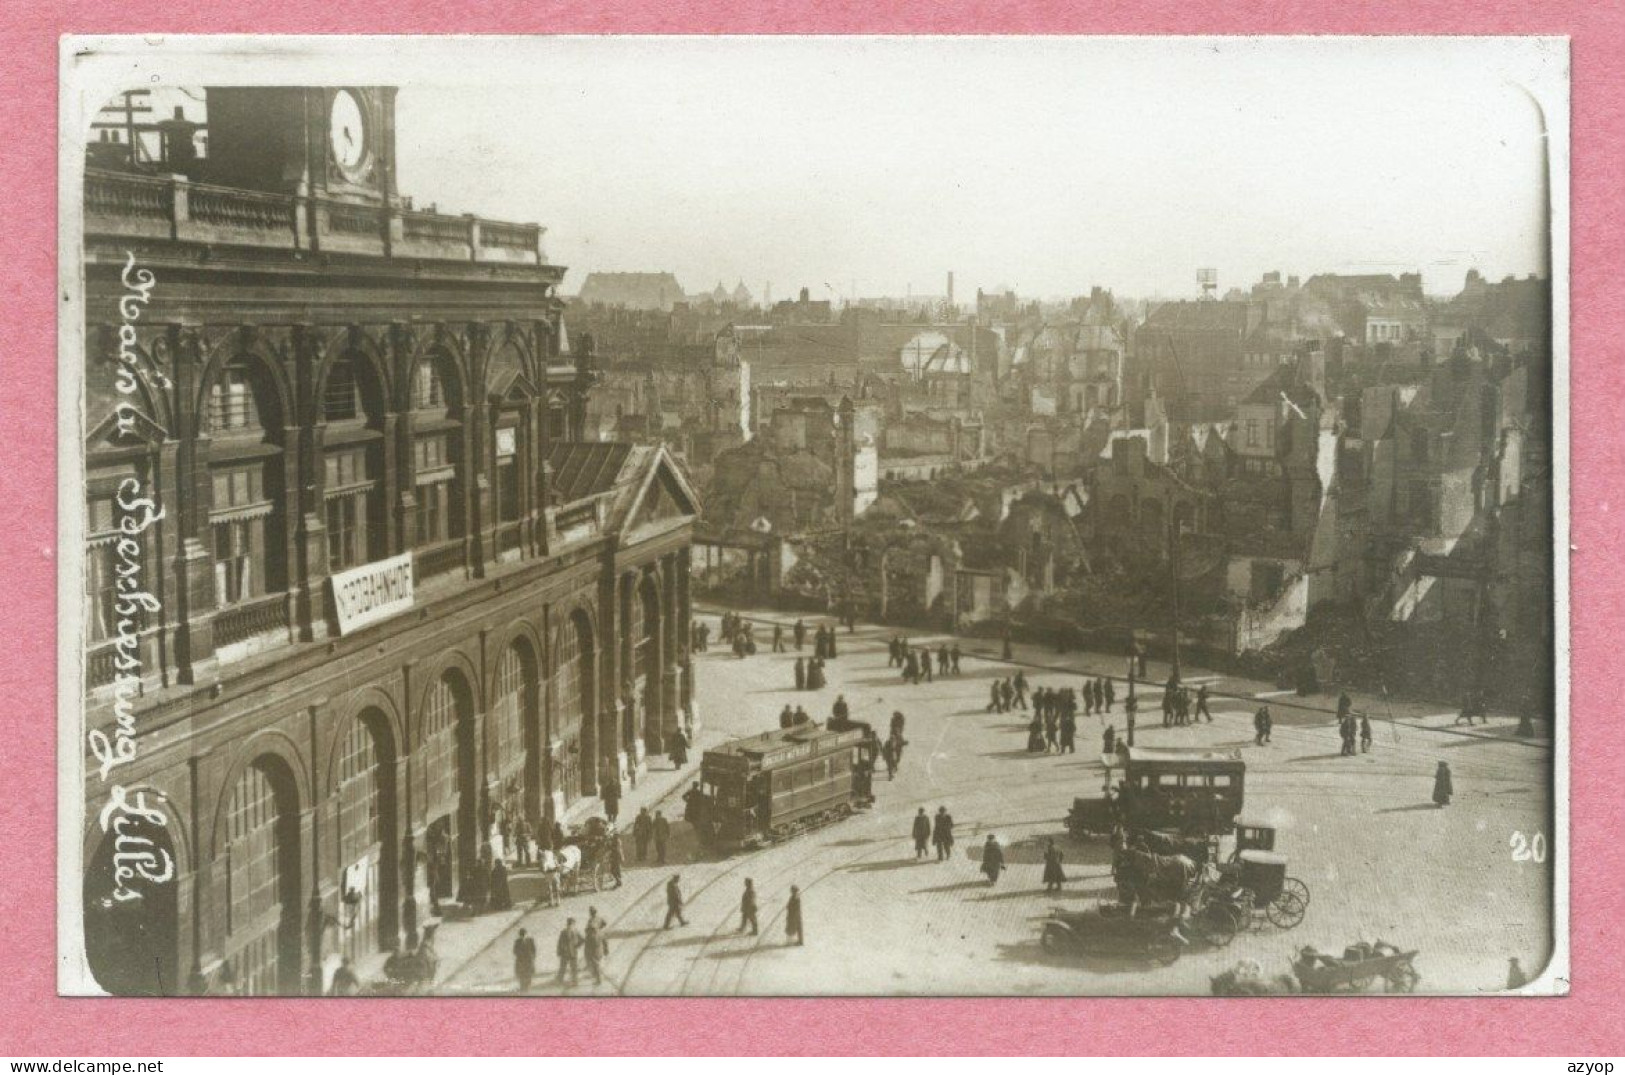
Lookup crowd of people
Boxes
[889,636,961,682]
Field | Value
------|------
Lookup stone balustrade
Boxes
[84,168,549,266]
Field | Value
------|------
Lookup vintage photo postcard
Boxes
[58,35,1568,998]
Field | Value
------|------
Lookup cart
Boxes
[1293,942,1421,993]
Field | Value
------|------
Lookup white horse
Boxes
[537,845,581,904]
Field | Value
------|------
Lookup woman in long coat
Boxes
[981,835,1005,885]
[1432,761,1453,806]
[669,726,690,768]
[1042,839,1066,893]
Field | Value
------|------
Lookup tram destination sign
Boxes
[329,552,416,636]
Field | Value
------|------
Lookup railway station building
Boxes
[77,86,700,995]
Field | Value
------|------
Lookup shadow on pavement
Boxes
[1374,803,1443,814]
[840,857,935,873]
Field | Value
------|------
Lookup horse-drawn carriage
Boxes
[542,817,622,896]
[1067,746,1245,841]
[1209,820,1310,931]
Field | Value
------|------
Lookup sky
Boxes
[379,38,1557,302]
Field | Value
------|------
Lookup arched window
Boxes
[490,644,534,818]
[553,613,594,805]
[225,761,296,995]
[335,714,385,961]
[421,675,462,822]
[207,360,286,626]
[323,355,386,571]
[411,354,462,552]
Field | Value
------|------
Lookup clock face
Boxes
[328,90,368,173]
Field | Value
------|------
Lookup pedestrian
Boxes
[882,736,899,780]
[1042,839,1066,893]
[328,956,360,996]
[1013,670,1029,709]
[794,618,806,650]
[1360,713,1373,753]
[933,806,955,861]
[653,810,670,865]
[922,649,934,682]
[608,830,624,887]
[583,918,609,985]
[489,856,512,911]
[1163,677,1178,726]
[938,645,950,675]
[1044,710,1059,753]
[556,918,582,985]
[739,878,759,935]
[1338,691,1353,722]
[1083,681,1094,716]
[668,725,689,768]
[1000,678,1015,713]
[794,656,806,691]
[904,650,919,685]
[912,807,932,858]
[1027,715,1045,753]
[780,703,795,729]
[601,765,621,824]
[1061,709,1077,754]
[1432,761,1453,807]
[634,807,652,862]
[950,644,962,674]
[1105,678,1115,711]
[773,623,785,653]
[512,928,537,992]
[1196,684,1213,722]
[1254,706,1272,745]
[513,816,533,867]
[981,834,1005,885]
[785,886,805,946]
[1102,723,1115,755]
[794,704,810,725]
[827,627,838,659]
[986,680,1002,714]
[664,874,688,928]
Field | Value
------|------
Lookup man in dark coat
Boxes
[556,918,582,985]
[780,704,795,728]
[583,919,609,985]
[512,928,537,992]
[932,806,955,861]
[488,857,512,911]
[1360,713,1373,753]
[827,628,838,659]
[601,765,621,824]
[329,956,361,996]
[794,657,806,691]
[1254,706,1272,745]
[912,807,932,858]
[938,645,950,675]
[986,680,1002,714]
[1060,709,1077,754]
[785,886,804,946]
[889,637,902,667]
[1195,684,1213,722]
[1433,762,1453,807]
[794,618,806,650]
[1102,724,1115,755]
[981,835,1005,884]
[739,878,760,935]
[634,807,653,862]
[668,726,689,768]
[653,810,670,865]
[1042,839,1066,893]
[950,644,962,674]
[1013,671,1029,710]
[664,874,688,928]
[1105,678,1116,711]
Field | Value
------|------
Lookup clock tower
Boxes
[203,86,398,205]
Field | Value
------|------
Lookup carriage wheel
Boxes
[1384,964,1420,993]
[1265,890,1307,930]
[1196,903,1240,948]
[1147,936,1183,967]
[1282,877,1310,909]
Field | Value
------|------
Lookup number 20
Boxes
[1510,831,1547,863]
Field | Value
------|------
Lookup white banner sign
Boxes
[329,552,415,636]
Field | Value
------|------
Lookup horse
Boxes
[1132,829,1212,867]
[1111,845,1199,914]
[538,845,581,901]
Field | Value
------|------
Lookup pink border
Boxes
[5,4,1621,1056]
